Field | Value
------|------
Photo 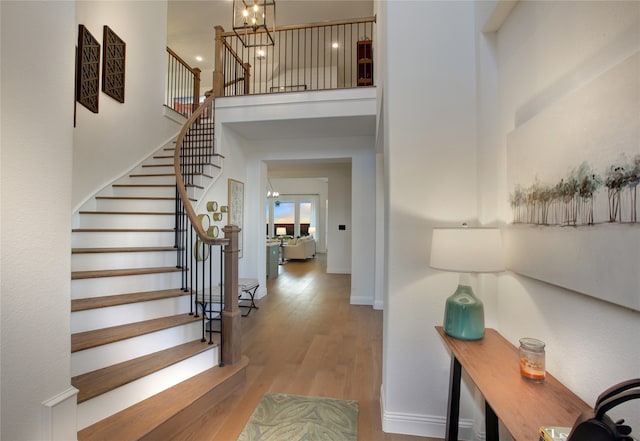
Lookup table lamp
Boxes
[430,227,504,340]
[276,227,287,245]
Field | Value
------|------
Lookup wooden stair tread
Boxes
[78,211,173,215]
[164,147,224,158]
[95,196,175,201]
[72,340,216,403]
[72,246,176,254]
[77,356,248,441]
[112,184,175,188]
[72,228,174,233]
[72,266,182,280]
[71,288,187,311]
[71,313,200,352]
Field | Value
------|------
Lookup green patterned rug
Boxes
[237,393,359,441]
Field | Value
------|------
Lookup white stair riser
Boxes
[71,271,183,299]
[71,295,193,333]
[72,250,177,272]
[71,320,206,376]
[140,165,175,175]
[110,186,176,198]
[95,198,176,212]
[77,213,175,229]
[128,175,176,185]
[180,165,218,176]
[76,348,217,430]
[72,231,175,248]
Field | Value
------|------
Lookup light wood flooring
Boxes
[177,253,440,441]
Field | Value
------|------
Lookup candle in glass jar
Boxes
[519,338,546,382]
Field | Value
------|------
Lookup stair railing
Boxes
[213,16,376,96]
[166,47,202,118]
[174,92,242,367]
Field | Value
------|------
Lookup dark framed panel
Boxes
[102,26,126,103]
[76,25,100,113]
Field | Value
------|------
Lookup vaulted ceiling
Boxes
[167,0,374,90]
[167,0,376,174]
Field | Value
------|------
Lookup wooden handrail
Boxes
[166,47,202,117]
[224,78,246,88]
[220,38,245,67]
[220,15,376,37]
[167,47,198,73]
[173,93,226,247]
[173,93,242,365]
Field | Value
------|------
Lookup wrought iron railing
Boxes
[166,47,202,118]
[214,17,376,96]
[174,93,242,366]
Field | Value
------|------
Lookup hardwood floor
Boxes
[178,254,440,441]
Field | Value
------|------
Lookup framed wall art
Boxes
[102,26,126,103]
[505,51,640,311]
[76,25,100,113]
[228,178,244,258]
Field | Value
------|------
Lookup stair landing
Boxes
[77,356,248,441]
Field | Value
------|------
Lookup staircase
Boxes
[71,129,246,440]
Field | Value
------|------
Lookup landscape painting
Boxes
[505,52,640,311]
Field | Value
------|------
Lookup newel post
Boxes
[213,26,225,97]
[192,68,201,114]
[222,225,242,365]
[243,63,251,95]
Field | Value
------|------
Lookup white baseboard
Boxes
[373,299,384,310]
[380,384,474,440]
[41,386,79,441]
[350,295,373,305]
[326,267,350,274]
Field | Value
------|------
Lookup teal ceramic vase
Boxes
[443,284,485,340]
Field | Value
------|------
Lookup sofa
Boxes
[282,236,316,261]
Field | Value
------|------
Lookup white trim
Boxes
[41,387,79,441]
[71,133,180,215]
[380,384,474,440]
[326,267,350,274]
[162,105,188,124]
[350,295,373,306]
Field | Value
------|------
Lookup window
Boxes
[266,196,317,238]
[273,201,295,236]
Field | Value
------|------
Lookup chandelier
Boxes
[267,178,279,198]
[233,0,276,48]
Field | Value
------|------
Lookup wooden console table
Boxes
[436,326,590,440]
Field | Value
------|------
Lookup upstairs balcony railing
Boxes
[213,16,376,97]
[166,47,202,118]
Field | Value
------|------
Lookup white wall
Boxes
[477,0,640,434]
[380,0,480,438]
[73,0,181,210]
[215,90,377,305]
[1,2,77,440]
[380,1,640,439]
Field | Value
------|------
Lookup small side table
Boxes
[436,326,589,440]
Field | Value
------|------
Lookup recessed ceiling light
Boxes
[195,56,203,62]
[332,42,339,49]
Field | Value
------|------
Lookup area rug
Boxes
[237,393,359,441]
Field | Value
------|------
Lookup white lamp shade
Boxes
[276,227,287,236]
[430,227,504,273]
[308,227,316,234]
